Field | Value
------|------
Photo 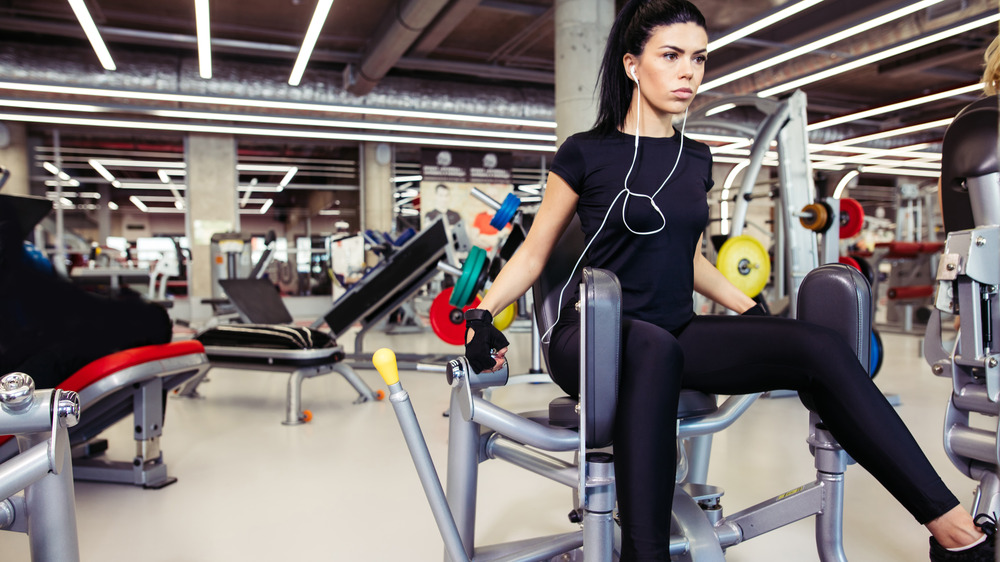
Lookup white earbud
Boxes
[630,66,638,82]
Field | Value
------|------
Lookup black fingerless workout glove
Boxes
[741,302,769,316]
[464,309,509,373]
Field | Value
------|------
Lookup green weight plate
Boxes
[450,246,487,307]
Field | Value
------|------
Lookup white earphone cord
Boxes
[540,82,688,345]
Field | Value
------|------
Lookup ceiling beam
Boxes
[410,0,483,57]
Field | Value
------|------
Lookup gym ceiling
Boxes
[0,0,995,218]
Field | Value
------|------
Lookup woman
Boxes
[464,1,994,560]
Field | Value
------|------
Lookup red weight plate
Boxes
[839,255,860,271]
[839,198,865,239]
[430,287,482,346]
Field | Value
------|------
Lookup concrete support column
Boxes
[554,0,614,146]
[97,185,111,245]
[361,141,393,234]
[185,133,238,311]
[0,122,30,196]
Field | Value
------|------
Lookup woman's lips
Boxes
[673,88,693,100]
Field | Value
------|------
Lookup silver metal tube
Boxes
[23,428,80,562]
[953,384,1000,416]
[485,435,577,487]
[437,262,463,277]
[0,440,50,501]
[677,393,760,438]
[469,532,583,561]
[469,187,501,211]
[948,425,999,465]
[470,396,579,451]
[0,390,56,435]
[815,474,848,562]
[384,382,470,562]
[445,386,479,561]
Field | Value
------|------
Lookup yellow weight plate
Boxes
[492,301,517,332]
[716,235,771,298]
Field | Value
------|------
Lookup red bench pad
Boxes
[58,340,205,393]
[0,340,205,447]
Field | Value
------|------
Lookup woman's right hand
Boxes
[464,309,509,373]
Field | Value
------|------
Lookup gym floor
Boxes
[0,298,977,561]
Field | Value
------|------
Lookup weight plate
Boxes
[870,329,883,378]
[799,203,830,232]
[450,246,487,307]
[490,193,521,230]
[839,198,865,239]
[716,235,771,298]
[839,255,861,271]
[430,288,482,346]
[492,301,517,331]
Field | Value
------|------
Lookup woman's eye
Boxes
[664,52,678,61]
[694,55,707,65]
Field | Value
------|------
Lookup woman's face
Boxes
[627,22,708,117]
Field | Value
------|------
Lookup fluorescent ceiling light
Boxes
[809,83,983,130]
[195,0,212,79]
[107,201,119,210]
[259,199,274,214]
[0,81,556,128]
[833,170,860,199]
[392,175,423,183]
[704,103,736,117]
[758,12,1000,97]
[67,0,117,71]
[702,0,945,92]
[823,117,953,147]
[0,112,556,152]
[89,159,116,182]
[278,167,298,189]
[709,0,826,52]
[1,98,557,142]
[289,0,335,86]
[859,166,941,178]
[129,196,149,212]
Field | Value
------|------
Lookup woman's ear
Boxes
[622,55,638,82]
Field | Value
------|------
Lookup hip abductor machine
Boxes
[374,213,874,561]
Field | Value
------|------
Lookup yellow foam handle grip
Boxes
[373,348,399,386]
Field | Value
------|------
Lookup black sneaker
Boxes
[929,513,997,562]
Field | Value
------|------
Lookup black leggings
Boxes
[548,312,959,561]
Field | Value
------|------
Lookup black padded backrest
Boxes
[940,95,999,233]
[532,214,586,368]
[796,263,872,371]
[219,278,294,324]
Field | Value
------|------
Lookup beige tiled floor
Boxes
[0,300,985,561]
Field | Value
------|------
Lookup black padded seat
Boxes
[533,214,719,442]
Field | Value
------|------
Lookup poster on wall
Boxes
[420,149,514,254]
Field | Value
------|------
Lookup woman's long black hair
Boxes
[593,0,707,135]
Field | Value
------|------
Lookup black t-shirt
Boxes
[550,128,714,332]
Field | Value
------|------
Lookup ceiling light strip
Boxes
[808,83,983,130]
[822,117,953,147]
[702,0,945,91]
[66,0,117,71]
[708,0,826,52]
[0,81,555,128]
[289,0,336,87]
[758,11,1000,97]
[0,112,557,152]
[195,0,212,79]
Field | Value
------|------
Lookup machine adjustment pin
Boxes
[989,358,998,369]
[976,236,986,247]
[57,391,81,427]
[932,364,944,375]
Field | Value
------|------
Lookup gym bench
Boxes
[0,340,210,489]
